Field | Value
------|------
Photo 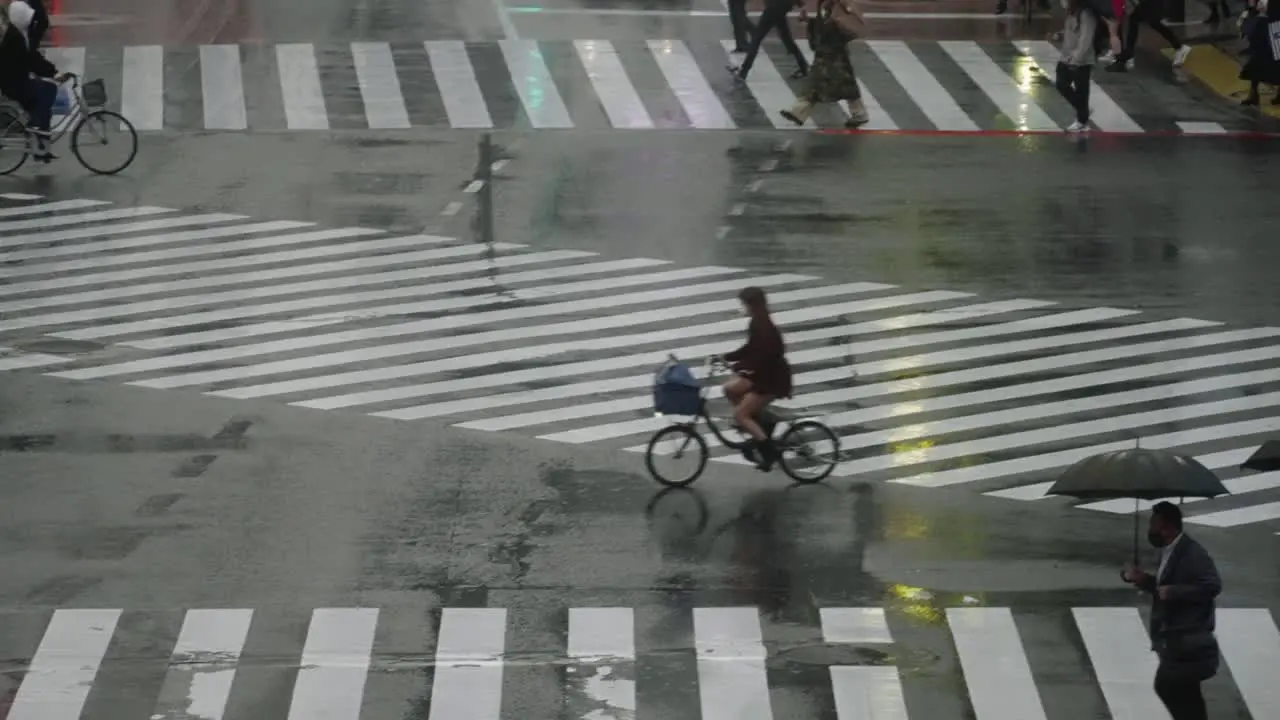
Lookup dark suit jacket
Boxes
[1136,534,1222,679]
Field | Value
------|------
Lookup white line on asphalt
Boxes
[0,205,174,235]
[121,45,164,130]
[277,43,330,130]
[1015,41,1142,132]
[441,201,464,215]
[577,40,654,129]
[1216,609,1280,718]
[426,41,495,128]
[1,220,312,263]
[201,45,248,130]
[867,40,978,131]
[939,41,1059,131]
[351,42,411,129]
[694,608,773,720]
[0,213,243,253]
[500,40,575,128]
[151,609,253,720]
[947,608,1047,720]
[0,198,108,218]
[648,40,735,129]
[820,608,894,644]
[722,39,809,130]
[428,609,507,720]
[7,609,120,720]
[1073,608,1165,720]
[568,608,637,717]
[287,608,379,720]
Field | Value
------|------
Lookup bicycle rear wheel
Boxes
[71,110,137,175]
[645,425,709,487]
[778,420,840,483]
[0,106,29,175]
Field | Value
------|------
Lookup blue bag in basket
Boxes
[51,85,72,115]
[653,360,701,415]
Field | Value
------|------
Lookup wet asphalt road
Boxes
[3,0,1280,716]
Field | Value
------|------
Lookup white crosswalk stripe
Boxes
[37,39,1264,134]
[0,605,1277,719]
[2,195,1280,530]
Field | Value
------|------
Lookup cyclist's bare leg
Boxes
[722,375,752,406]
[734,392,774,442]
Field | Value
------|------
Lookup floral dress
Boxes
[801,4,861,104]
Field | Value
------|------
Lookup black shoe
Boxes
[754,439,778,472]
[1104,60,1128,72]
[790,67,808,79]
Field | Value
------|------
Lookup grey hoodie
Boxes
[1060,6,1098,66]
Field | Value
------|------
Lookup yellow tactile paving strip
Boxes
[1167,45,1280,118]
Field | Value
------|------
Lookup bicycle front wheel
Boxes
[0,106,28,175]
[71,110,138,175]
[645,425,708,488]
[778,420,840,483]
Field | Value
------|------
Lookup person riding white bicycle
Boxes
[717,286,793,471]
[0,0,68,163]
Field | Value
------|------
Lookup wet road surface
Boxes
[1,369,1278,719]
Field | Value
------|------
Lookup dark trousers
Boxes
[728,0,753,49]
[29,8,49,49]
[21,78,57,133]
[1118,0,1181,60]
[737,3,808,77]
[1055,62,1092,124]
[1154,662,1208,720]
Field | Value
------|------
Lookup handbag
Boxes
[829,1,863,40]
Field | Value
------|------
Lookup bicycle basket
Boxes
[82,79,107,108]
[652,359,701,415]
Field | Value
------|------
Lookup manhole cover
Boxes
[773,644,892,667]
[15,338,104,355]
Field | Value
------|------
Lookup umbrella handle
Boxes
[1132,497,1140,566]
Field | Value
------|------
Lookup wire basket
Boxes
[81,79,107,108]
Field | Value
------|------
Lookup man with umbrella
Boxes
[1121,502,1221,720]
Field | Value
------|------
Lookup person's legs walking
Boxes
[734,4,784,78]
[774,14,809,76]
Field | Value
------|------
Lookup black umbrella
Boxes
[1240,440,1280,473]
[1047,448,1229,563]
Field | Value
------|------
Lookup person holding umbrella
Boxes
[1121,502,1221,720]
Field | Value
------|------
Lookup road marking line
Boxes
[1176,120,1227,134]
[2,220,311,263]
[694,608,772,720]
[867,40,977,131]
[151,609,253,720]
[277,44,329,130]
[428,609,506,720]
[577,40,653,129]
[1216,609,1280,718]
[0,192,44,200]
[1073,608,1165,720]
[568,608,636,718]
[121,45,164,130]
[948,608,1047,720]
[0,214,239,253]
[351,42,411,129]
[7,609,120,720]
[500,39,575,129]
[201,45,248,130]
[441,200,464,215]
[820,608,894,644]
[939,41,1059,131]
[0,205,174,236]
[648,40,735,129]
[1187,499,1280,527]
[427,41,494,128]
[0,198,109,218]
[287,608,379,720]
[1015,41,1142,132]
[722,39,809,129]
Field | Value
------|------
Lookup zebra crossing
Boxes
[34,39,1264,133]
[2,194,1280,529]
[1,604,1277,719]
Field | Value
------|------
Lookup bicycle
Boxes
[645,354,841,487]
[0,73,138,176]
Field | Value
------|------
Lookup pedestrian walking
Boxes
[1056,0,1101,131]
[1105,0,1191,72]
[730,0,809,81]
[780,0,867,126]
[727,0,755,53]
[1239,0,1280,105]
[1121,502,1221,720]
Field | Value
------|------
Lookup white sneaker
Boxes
[1173,45,1192,66]
[1066,120,1088,132]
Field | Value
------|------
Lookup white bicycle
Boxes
[0,73,138,175]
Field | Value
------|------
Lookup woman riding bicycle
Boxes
[0,0,67,162]
[720,286,793,471]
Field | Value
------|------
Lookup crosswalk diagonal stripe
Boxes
[7,609,121,720]
[352,42,411,129]
[0,205,176,234]
[868,40,978,131]
[694,608,771,720]
[287,609,379,720]
[0,346,75,371]
[579,40,654,129]
[63,252,621,343]
[201,45,248,130]
[277,44,330,130]
[0,220,313,263]
[1015,40,1143,132]
[0,198,110,218]
[1217,609,1280,714]
[428,609,506,720]
[724,40,809,130]
[420,299,1045,426]
[948,608,1047,720]
[427,41,494,128]
[939,41,1058,131]
[1186,498,1280,527]
[1072,608,1164,720]
[151,609,253,720]
[648,40,735,129]
[0,213,245,253]
[501,39,575,129]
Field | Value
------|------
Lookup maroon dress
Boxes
[725,317,793,398]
